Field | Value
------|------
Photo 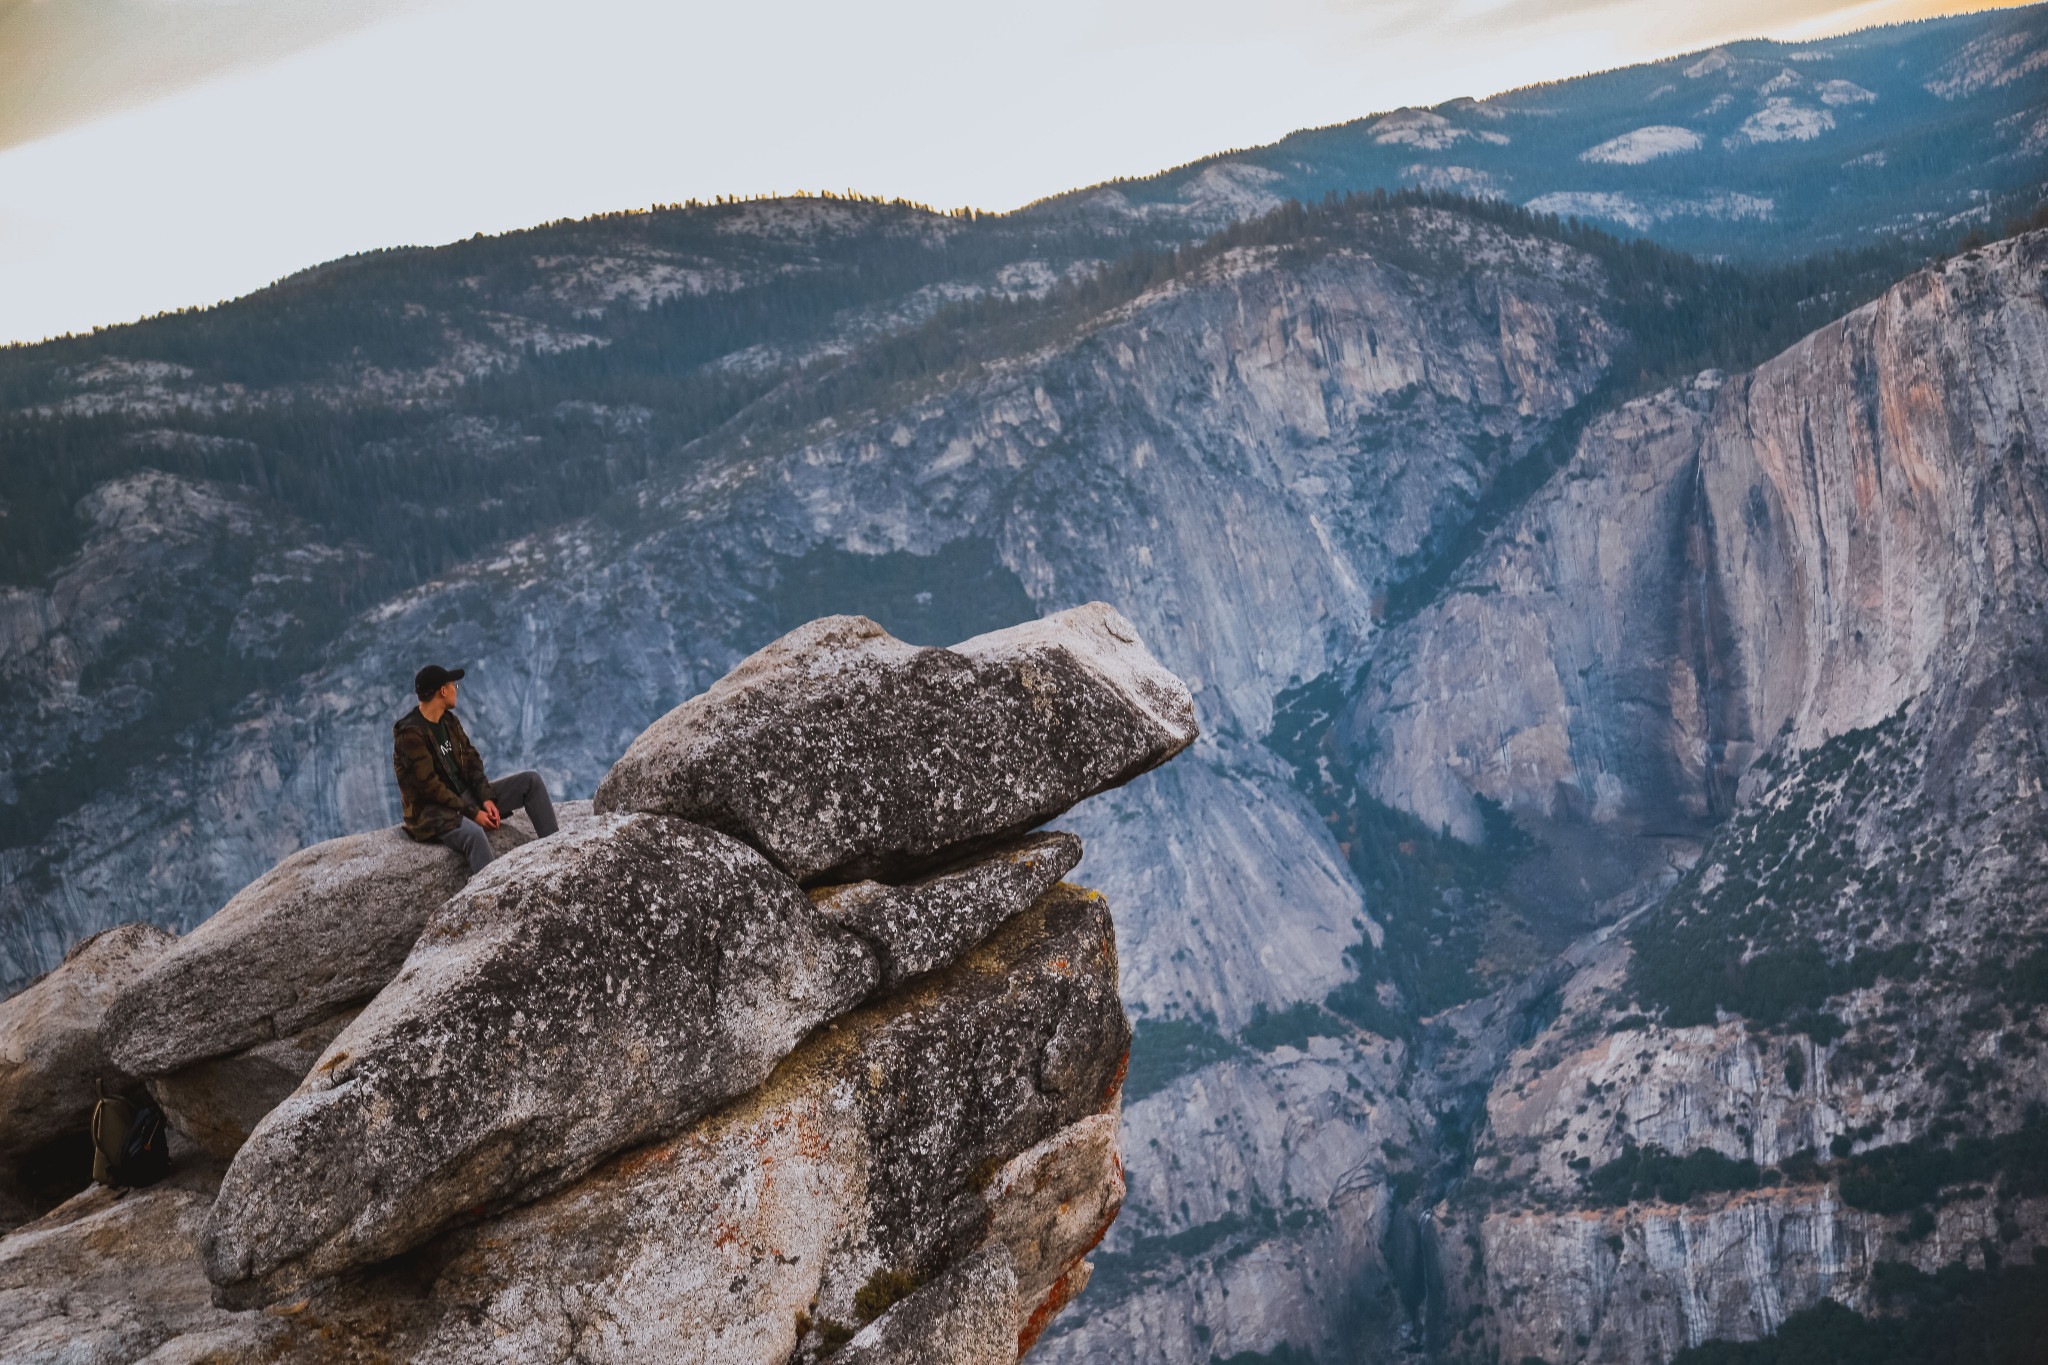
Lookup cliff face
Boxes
[0,201,1627,1361]
[7,184,2048,1361]
[1,209,1616,997]
[1356,231,2048,848]
[1348,232,2048,1362]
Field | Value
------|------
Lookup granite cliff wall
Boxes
[1349,232,2048,1363]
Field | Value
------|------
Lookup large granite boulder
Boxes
[592,603,1198,882]
[100,812,553,1080]
[0,922,177,1222]
[812,830,1080,989]
[203,815,1078,1306]
[147,1009,361,1160]
[1,882,1130,1364]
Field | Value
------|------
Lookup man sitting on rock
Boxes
[394,664,558,873]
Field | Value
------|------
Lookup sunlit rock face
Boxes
[1349,233,2048,1361]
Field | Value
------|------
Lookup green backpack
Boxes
[91,1081,170,1189]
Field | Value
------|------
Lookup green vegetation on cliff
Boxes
[1672,1253,2048,1365]
[1584,1142,1762,1206]
[1627,710,1925,1029]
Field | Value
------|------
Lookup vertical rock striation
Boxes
[1349,232,2048,1361]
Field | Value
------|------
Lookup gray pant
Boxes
[440,770,558,874]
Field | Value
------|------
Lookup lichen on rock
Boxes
[592,604,1197,883]
[188,606,1180,1322]
[100,817,541,1079]
[0,879,1133,1364]
[201,811,880,1305]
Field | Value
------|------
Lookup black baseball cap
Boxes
[413,664,466,701]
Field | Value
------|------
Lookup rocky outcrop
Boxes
[16,177,2048,1365]
[0,200,1633,1363]
[0,578,1185,1361]
[983,1112,1125,1352]
[178,605,1174,1321]
[0,882,1130,1363]
[594,605,1197,883]
[0,595,1165,1357]
[147,1008,361,1160]
[812,830,1081,989]
[0,1160,237,1361]
[203,812,874,1303]
[101,814,546,1080]
[0,921,176,1222]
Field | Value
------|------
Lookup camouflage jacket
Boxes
[393,707,495,841]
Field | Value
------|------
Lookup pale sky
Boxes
[0,0,2028,345]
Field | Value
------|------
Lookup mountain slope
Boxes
[2,20,2047,1363]
[1028,5,2048,260]
[0,195,1697,1363]
[14,193,2034,1365]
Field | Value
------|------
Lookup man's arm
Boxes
[450,715,495,809]
[395,728,477,818]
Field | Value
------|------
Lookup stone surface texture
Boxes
[0,1161,248,1364]
[812,830,1082,988]
[838,1247,1020,1365]
[593,604,1197,883]
[101,816,540,1079]
[983,1111,1124,1351]
[9,154,2048,1364]
[0,202,1625,1359]
[147,1008,360,1160]
[0,881,1130,1364]
[0,921,176,1221]
[202,811,876,1304]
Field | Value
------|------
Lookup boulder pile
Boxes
[0,603,1193,1364]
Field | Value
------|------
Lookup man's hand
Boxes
[477,801,502,830]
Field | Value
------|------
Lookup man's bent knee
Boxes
[441,818,493,875]
[495,769,558,837]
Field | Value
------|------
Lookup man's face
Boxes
[438,682,459,709]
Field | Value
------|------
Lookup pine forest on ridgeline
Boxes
[3,6,2048,1364]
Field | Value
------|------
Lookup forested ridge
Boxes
[0,187,1993,599]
